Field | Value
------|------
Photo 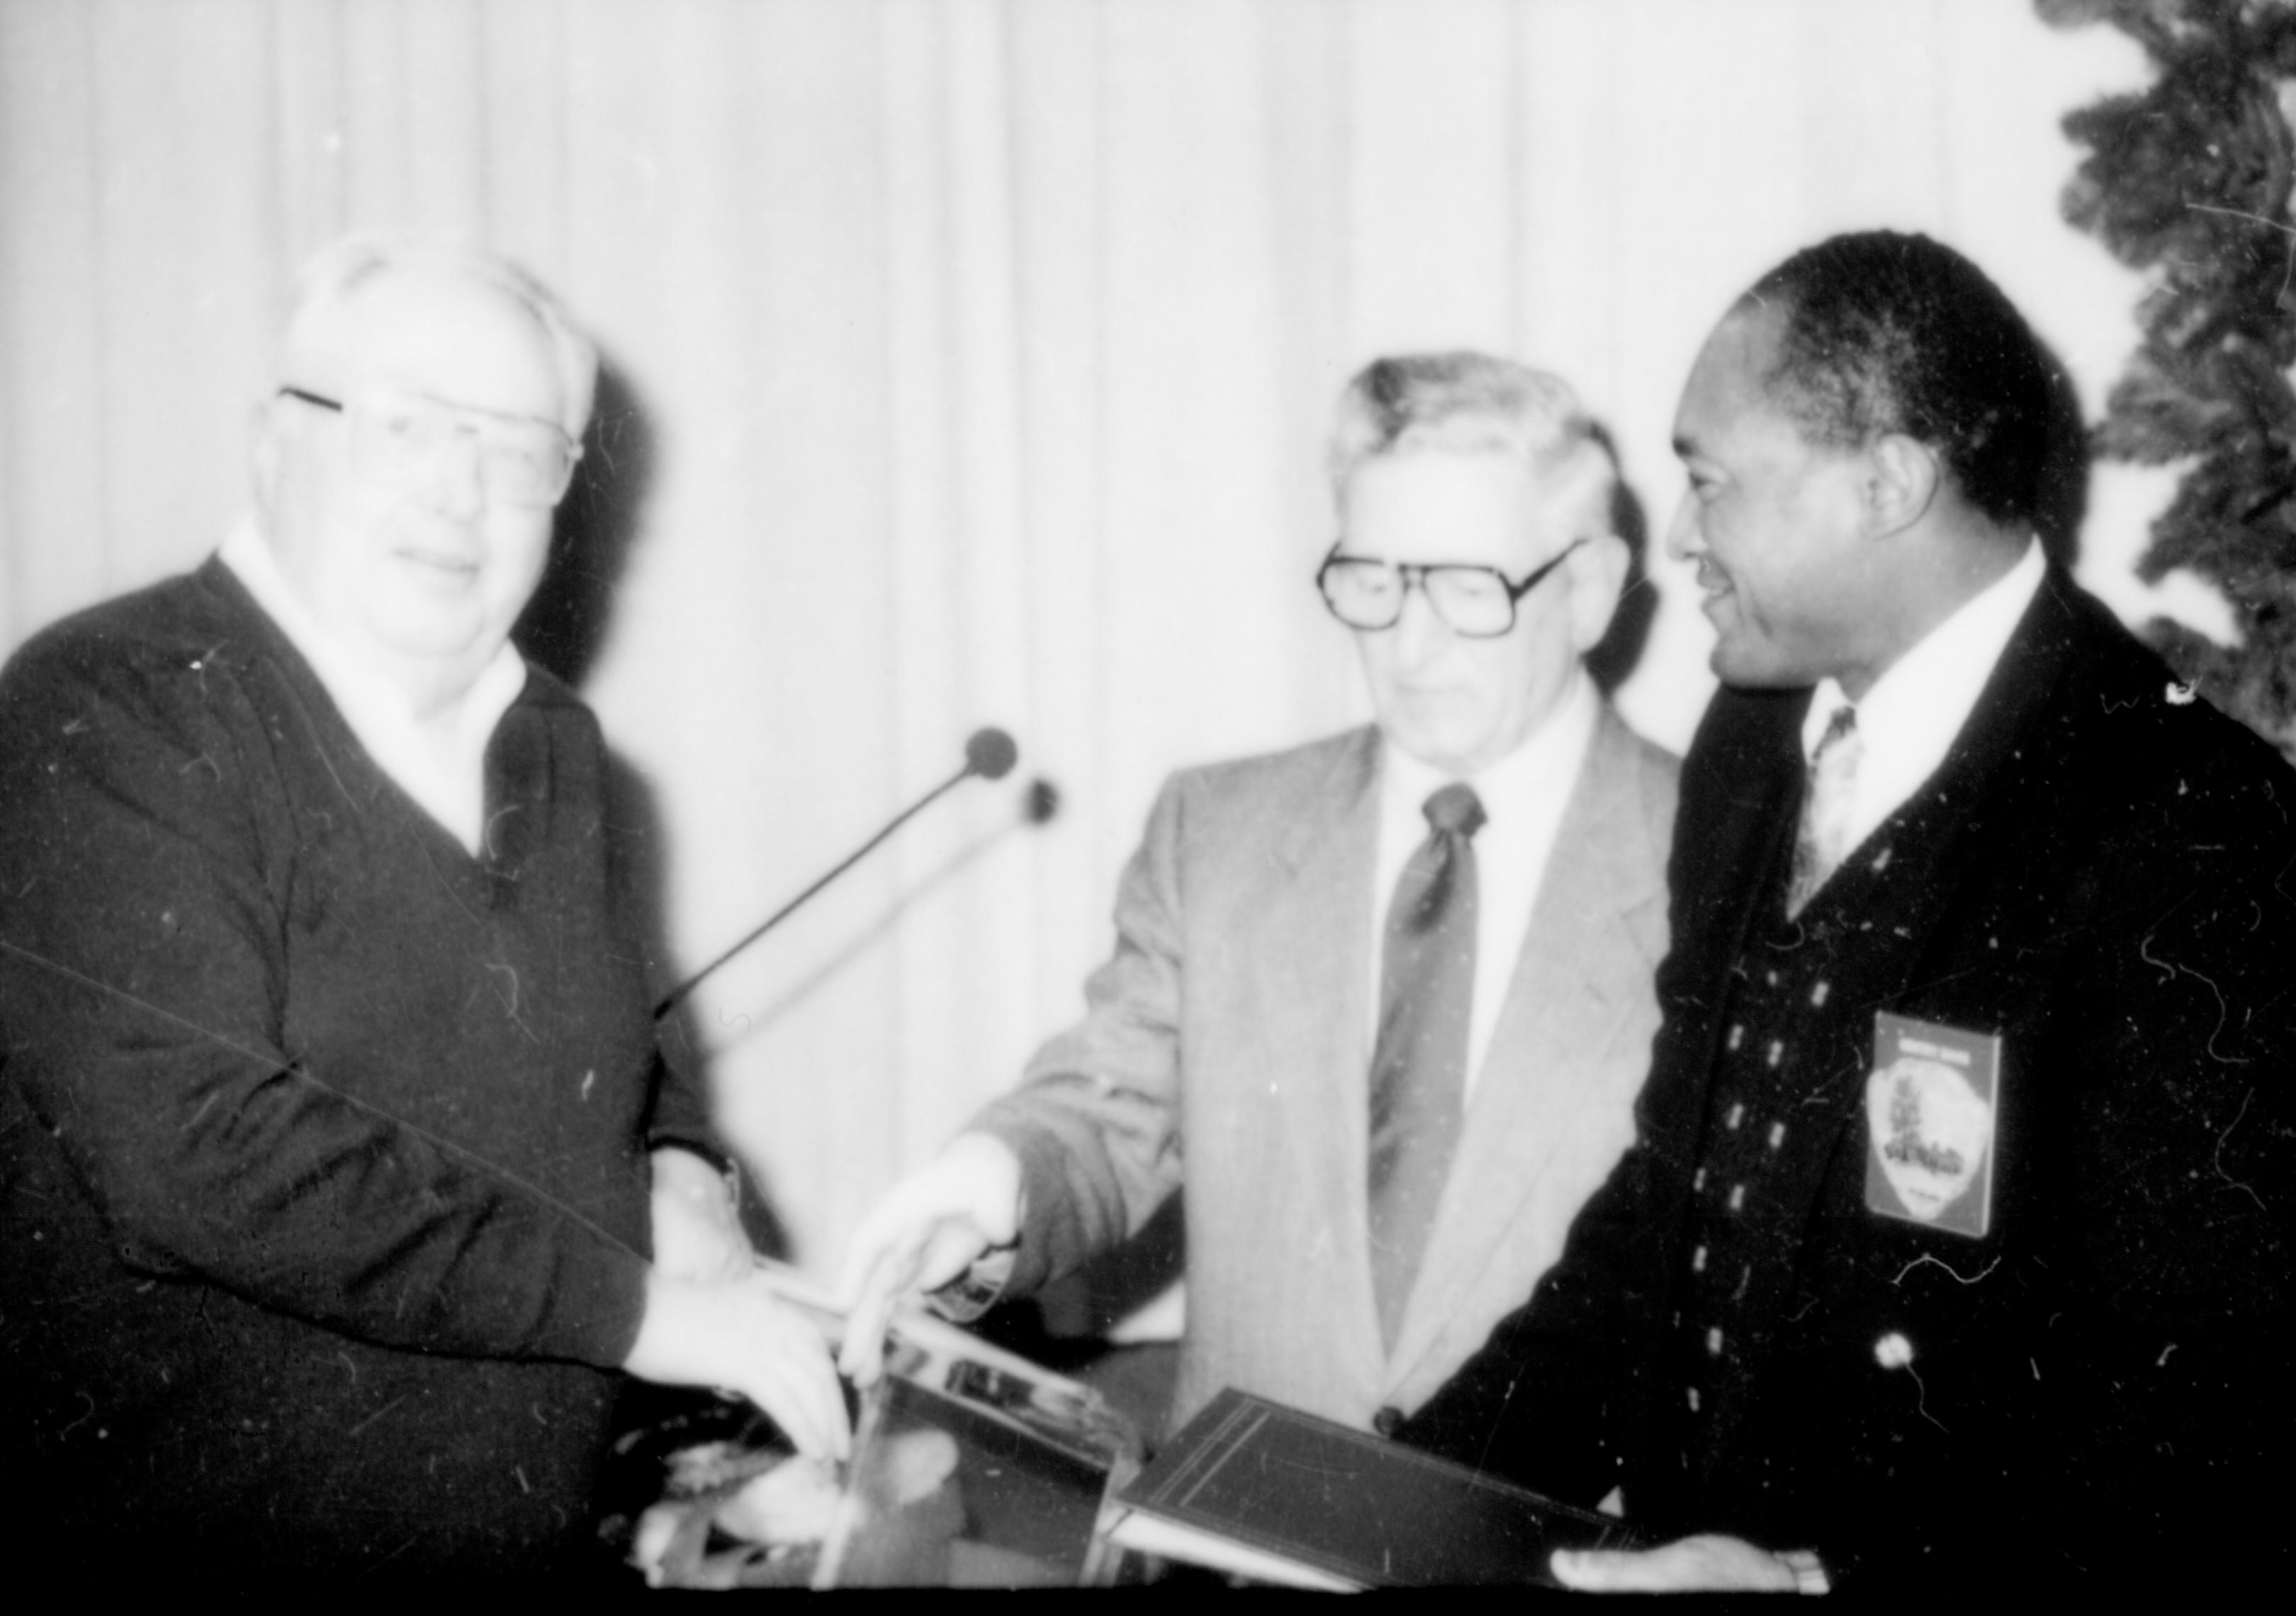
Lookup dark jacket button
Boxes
[1372,1405,1402,1438]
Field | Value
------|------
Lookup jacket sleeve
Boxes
[968,773,1192,1297]
[0,636,651,1369]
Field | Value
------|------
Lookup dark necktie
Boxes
[1786,704,1861,919]
[1367,781,1485,1349]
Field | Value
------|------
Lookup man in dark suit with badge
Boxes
[1400,230,2296,1593]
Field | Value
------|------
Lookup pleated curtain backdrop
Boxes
[0,0,2168,1273]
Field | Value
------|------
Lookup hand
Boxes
[624,1267,851,1464]
[648,1146,755,1284]
[835,1133,1023,1387]
[1551,1534,1807,1593]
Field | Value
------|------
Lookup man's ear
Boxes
[1568,530,1632,653]
[1863,433,1940,538]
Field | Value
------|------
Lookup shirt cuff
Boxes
[925,1241,1018,1325]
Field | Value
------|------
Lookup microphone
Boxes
[653,728,1021,1019]
[966,727,1017,782]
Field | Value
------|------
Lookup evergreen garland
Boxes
[2044,0,2296,753]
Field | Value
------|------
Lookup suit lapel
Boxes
[1233,728,1384,1354]
[1387,708,1670,1384]
[1786,573,2084,1017]
[1699,576,2088,1236]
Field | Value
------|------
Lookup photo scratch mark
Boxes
[1906,1363,1947,1431]
[345,1394,409,1439]
[1891,1252,2001,1287]
[0,936,644,1261]
[2137,925,2242,1062]
[2213,1089,2264,1211]
[2185,201,2296,298]
[1470,1374,1526,1480]
[483,960,541,1045]
[56,1390,97,1440]
[483,804,522,861]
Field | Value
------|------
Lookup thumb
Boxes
[1551,1547,1644,1593]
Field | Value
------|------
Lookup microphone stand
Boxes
[653,733,1015,1019]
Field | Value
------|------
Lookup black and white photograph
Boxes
[1,0,2288,1590]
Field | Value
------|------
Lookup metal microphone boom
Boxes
[652,727,1018,1019]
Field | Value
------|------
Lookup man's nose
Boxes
[1665,493,1702,563]
[424,430,488,520]
[1390,578,1453,665]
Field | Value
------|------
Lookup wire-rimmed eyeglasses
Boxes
[1315,538,1585,638]
[278,386,583,510]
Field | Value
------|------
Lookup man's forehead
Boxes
[1675,307,1791,450]
[1339,449,1590,566]
[300,269,563,422]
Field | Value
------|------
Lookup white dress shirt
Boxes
[1372,668,1599,1100]
[1799,538,2046,853]
[220,520,526,857]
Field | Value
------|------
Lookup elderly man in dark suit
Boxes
[838,354,1677,1444]
[1401,231,2296,1593]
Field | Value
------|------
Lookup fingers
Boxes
[1551,1535,1799,1593]
[833,1207,918,1386]
[1551,1547,1659,1593]
[835,1134,1023,1382]
[837,1215,1001,1384]
[731,1308,850,1464]
[624,1272,852,1464]
[837,1247,907,1388]
[834,1197,925,1316]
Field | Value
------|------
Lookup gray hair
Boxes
[1327,352,1616,540]
[278,235,599,438]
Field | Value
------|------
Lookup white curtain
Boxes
[0,0,2170,1272]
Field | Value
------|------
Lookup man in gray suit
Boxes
[840,353,1677,1440]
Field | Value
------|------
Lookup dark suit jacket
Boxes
[1402,571,2295,1588]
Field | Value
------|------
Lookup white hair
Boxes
[278,234,598,438]
[1329,351,1617,542]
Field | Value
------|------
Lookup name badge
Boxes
[1863,1011,2000,1239]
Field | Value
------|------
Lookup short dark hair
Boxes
[1742,231,2054,532]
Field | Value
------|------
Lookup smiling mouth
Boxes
[394,544,481,577]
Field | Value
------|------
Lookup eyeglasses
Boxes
[278,386,583,510]
[1315,538,1585,638]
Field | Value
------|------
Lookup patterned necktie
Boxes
[1367,781,1485,1349]
[1786,704,1862,919]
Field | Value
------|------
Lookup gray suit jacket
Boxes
[974,707,1677,1433]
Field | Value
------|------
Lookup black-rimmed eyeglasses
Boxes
[278,386,583,510]
[1315,538,1585,638]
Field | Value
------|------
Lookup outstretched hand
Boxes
[648,1146,754,1284]
[624,1268,851,1464]
[835,1133,1023,1387]
[1552,1534,1811,1593]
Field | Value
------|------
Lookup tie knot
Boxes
[1424,782,1486,839]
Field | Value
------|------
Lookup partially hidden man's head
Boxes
[1324,353,1630,777]
[252,235,600,694]
[1670,230,2054,695]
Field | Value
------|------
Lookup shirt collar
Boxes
[1799,539,2045,830]
[218,517,527,851]
[1383,663,1599,828]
